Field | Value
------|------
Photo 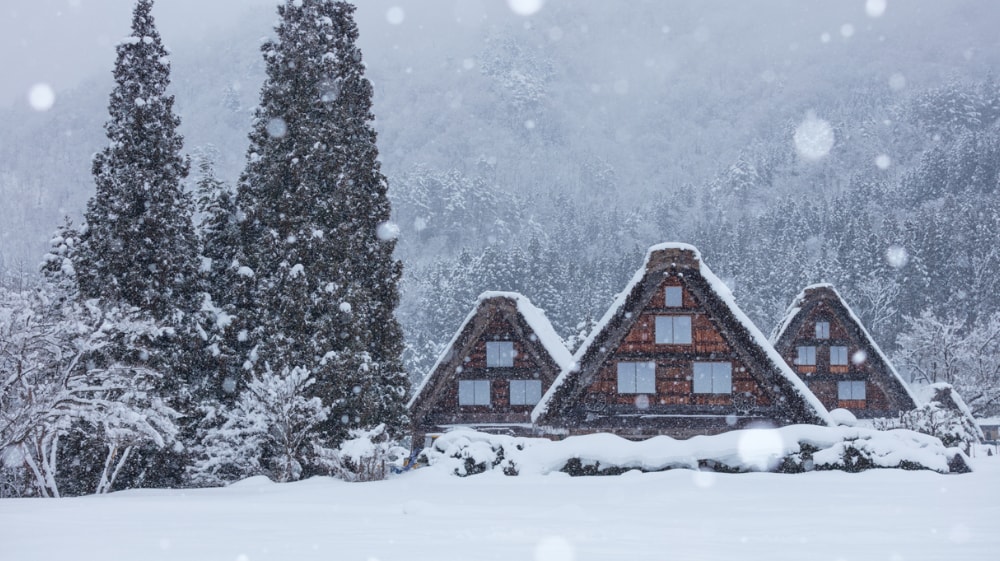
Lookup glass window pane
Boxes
[636,362,656,393]
[499,342,514,367]
[816,321,830,339]
[459,380,475,405]
[475,380,490,405]
[673,316,692,344]
[525,380,542,404]
[797,346,816,365]
[509,380,525,405]
[831,346,848,366]
[665,286,683,307]
[713,362,732,394]
[617,362,636,393]
[853,381,866,400]
[655,316,672,344]
[693,362,713,393]
[486,342,499,367]
[487,341,514,367]
[838,381,852,400]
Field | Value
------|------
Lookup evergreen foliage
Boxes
[235,0,408,454]
[76,0,199,320]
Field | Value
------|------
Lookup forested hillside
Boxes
[1,1,998,412]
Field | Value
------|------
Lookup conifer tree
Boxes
[76,0,199,321]
[237,0,408,453]
[70,0,202,488]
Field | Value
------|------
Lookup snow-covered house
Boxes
[771,284,918,419]
[408,292,572,446]
[532,244,832,439]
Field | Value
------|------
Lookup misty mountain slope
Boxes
[4,1,997,271]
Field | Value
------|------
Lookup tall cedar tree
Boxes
[237,0,408,448]
[72,0,201,489]
[77,0,199,321]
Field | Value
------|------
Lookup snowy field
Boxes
[3,455,999,561]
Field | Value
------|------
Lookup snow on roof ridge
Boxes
[775,284,920,407]
[644,241,702,258]
[534,243,834,426]
[408,291,572,410]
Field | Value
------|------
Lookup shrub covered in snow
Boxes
[418,426,971,477]
[902,399,982,454]
[315,424,408,482]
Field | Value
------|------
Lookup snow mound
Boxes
[419,426,971,476]
[829,408,859,427]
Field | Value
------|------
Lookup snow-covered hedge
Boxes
[418,426,971,476]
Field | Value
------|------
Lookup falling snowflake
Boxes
[534,536,574,561]
[885,245,909,268]
[793,112,835,161]
[737,428,784,471]
[28,83,55,111]
[376,221,400,241]
[386,7,405,25]
[866,0,887,18]
[889,73,906,91]
[266,117,287,138]
[875,154,892,169]
[851,350,868,366]
[507,0,544,16]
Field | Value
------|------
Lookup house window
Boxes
[510,380,542,405]
[458,380,490,405]
[486,341,514,368]
[838,380,866,401]
[665,286,683,307]
[796,346,816,366]
[830,346,849,366]
[815,321,830,339]
[617,361,656,394]
[655,315,692,344]
[693,362,733,394]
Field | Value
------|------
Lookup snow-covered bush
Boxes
[901,401,981,455]
[315,424,407,482]
[417,427,971,477]
[0,289,178,497]
[188,365,329,485]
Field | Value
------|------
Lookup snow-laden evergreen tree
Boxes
[191,147,244,402]
[76,0,199,320]
[188,365,329,485]
[236,0,408,456]
[67,0,204,489]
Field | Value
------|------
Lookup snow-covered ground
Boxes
[3,455,999,561]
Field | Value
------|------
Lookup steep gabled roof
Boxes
[770,283,919,410]
[532,243,833,427]
[408,291,571,414]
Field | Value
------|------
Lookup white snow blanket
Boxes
[420,426,971,475]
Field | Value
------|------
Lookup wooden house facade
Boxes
[531,244,832,439]
[770,284,918,418]
[408,292,572,446]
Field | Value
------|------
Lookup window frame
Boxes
[509,379,543,406]
[838,380,866,401]
[486,341,514,368]
[654,315,693,345]
[665,286,683,307]
[458,380,491,406]
[796,345,817,366]
[617,361,656,394]
[692,361,733,394]
[815,321,830,339]
[830,345,849,366]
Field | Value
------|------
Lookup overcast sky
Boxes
[0,0,279,107]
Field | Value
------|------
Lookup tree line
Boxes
[1,0,407,497]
